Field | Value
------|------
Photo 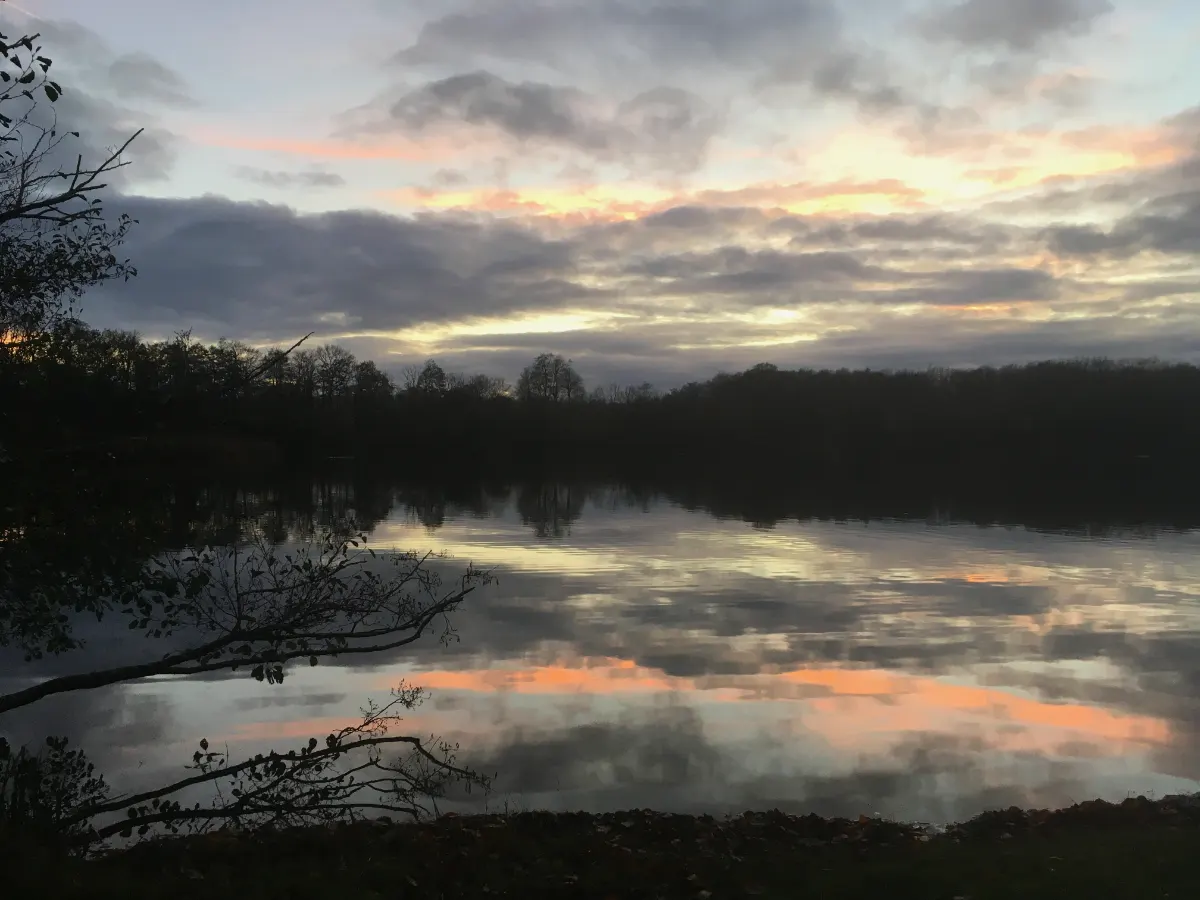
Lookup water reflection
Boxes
[6,480,1200,825]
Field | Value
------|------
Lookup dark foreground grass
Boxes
[8,796,1200,899]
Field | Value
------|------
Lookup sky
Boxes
[4,0,1200,387]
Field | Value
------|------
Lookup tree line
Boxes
[5,319,1200,482]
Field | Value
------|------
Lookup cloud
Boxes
[106,53,196,108]
[970,60,1098,110]
[71,158,1200,387]
[0,9,179,186]
[47,90,178,183]
[395,0,841,77]
[923,0,1114,52]
[84,195,599,341]
[233,166,347,189]
[1043,173,1200,260]
[362,71,720,174]
[391,0,910,120]
[45,89,1200,388]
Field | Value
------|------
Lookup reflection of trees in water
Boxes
[392,483,512,532]
[517,482,586,540]
[395,486,447,531]
[4,459,1181,606]
[585,484,658,515]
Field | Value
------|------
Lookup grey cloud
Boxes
[983,178,1145,218]
[811,55,902,114]
[0,11,178,187]
[624,246,891,297]
[374,71,719,173]
[233,166,347,189]
[970,59,1095,110]
[1038,72,1094,109]
[48,90,178,184]
[923,0,1114,52]
[431,167,469,187]
[84,195,597,341]
[388,72,595,140]
[71,185,1200,386]
[393,1,912,120]
[912,267,1060,305]
[397,0,839,75]
[774,45,909,115]
[618,246,1057,308]
[1044,194,1200,260]
[2,12,100,58]
[801,214,1019,250]
[107,53,197,108]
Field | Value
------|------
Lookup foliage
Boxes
[57,685,486,846]
[0,25,139,341]
[0,735,110,842]
[517,353,585,403]
[14,802,1200,899]
[6,316,1200,483]
[1,528,489,712]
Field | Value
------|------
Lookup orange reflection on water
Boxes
[782,670,1169,751]
[401,657,1171,754]
[417,657,675,695]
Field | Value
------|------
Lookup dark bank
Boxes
[11,796,1200,899]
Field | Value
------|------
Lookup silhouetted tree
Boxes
[517,353,584,402]
[414,359,448,395]
[0,29,138,343]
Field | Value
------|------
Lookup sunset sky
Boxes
[6,0,1200,386]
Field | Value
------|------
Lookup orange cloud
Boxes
[932,301,1039,317]
[1057,124,1186,167]
[689,178,929,215]
[414,657,676,695]
[382,184,671,221]
[382,177,928,221]
[962,124,1187,190]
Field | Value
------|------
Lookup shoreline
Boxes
[19,793,1200,898]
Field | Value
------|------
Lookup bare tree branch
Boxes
[0,531,486,714]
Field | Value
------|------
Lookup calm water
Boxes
[7,483,1200,826]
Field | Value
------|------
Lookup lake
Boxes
[5,479,1200,827]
